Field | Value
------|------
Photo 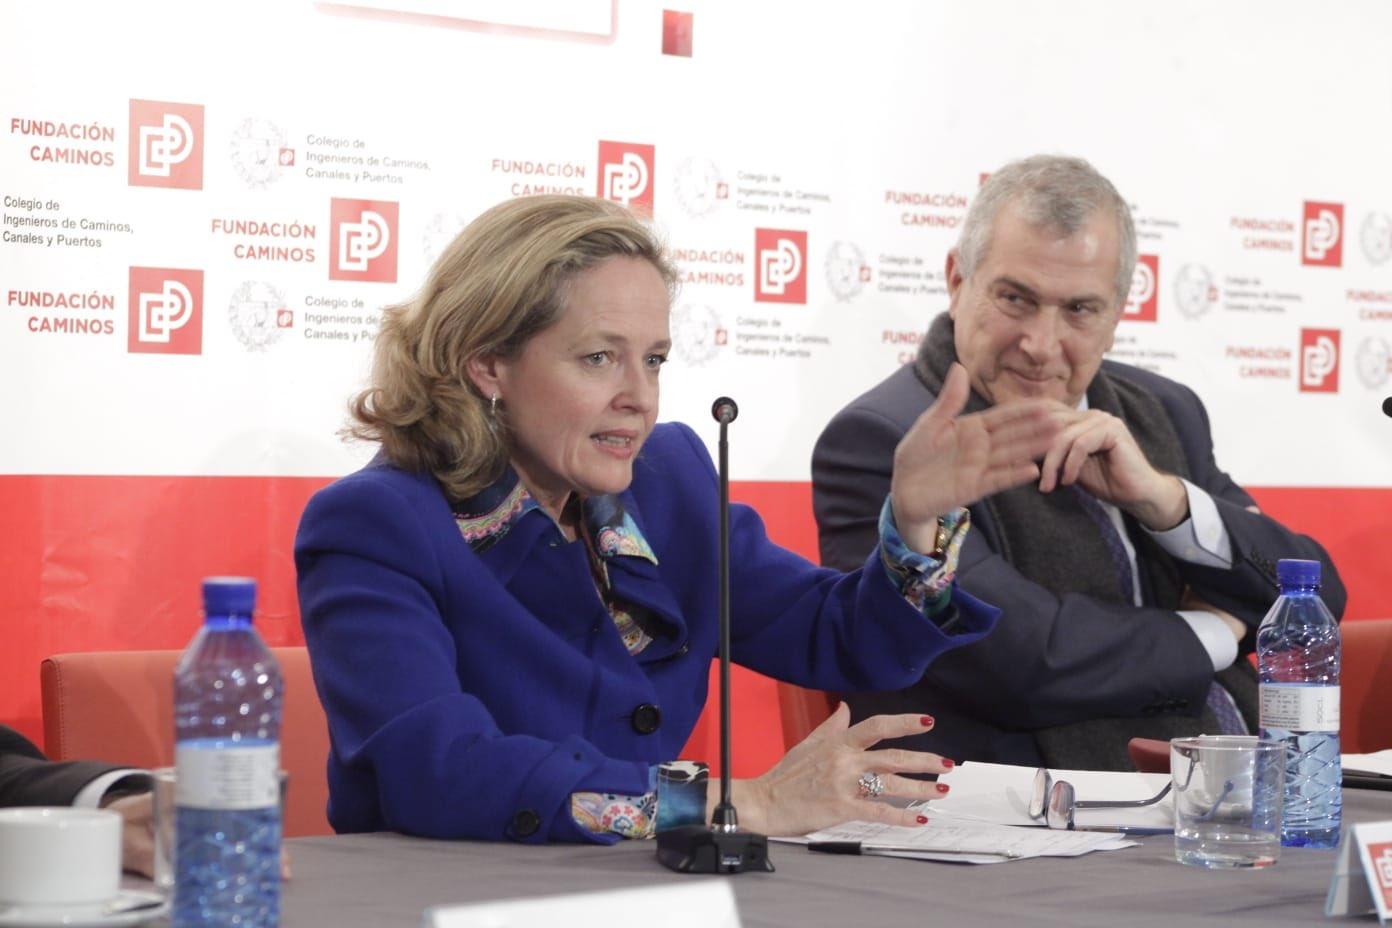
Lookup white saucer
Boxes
[0,890,167,927]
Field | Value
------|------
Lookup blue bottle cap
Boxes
[1275,559,1320,586]
[202,576,257,616]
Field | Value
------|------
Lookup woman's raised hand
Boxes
[889,363,1059,554]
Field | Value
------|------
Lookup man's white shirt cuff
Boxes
[1178,610,1239,671]
[71,768,146,808]
[1146,479,1233,568]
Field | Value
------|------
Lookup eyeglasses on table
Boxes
[1028,767,1174,835]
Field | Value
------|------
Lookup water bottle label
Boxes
[175,743,281,810]
[1259,683,1340,731]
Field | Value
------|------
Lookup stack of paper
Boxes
[1343,750,1392,789]
[776,814,1134,864]
[778,762,1178,864]
[1343,750,1392,778]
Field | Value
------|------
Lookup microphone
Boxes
[1383,397,1392,418]
[712,396,738,425]
[656,397,773,875]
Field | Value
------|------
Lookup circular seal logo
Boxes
[229,118,287,190]
[228,281,286,351]
[672,157,726,219]
[824,240,868,302]
[1356,335,1391,389]
[1173,263,1215,320]
[1360,212,1392,266]
[670,303,723,366]
[422,212,469,267]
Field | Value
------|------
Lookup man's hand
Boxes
[1036,405,1188,531]
[104,790,292,881]
[103,792,155,879]
[891,363,1060,553]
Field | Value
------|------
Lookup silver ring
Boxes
[857,771,885,799]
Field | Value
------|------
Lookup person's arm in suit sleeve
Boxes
[812,403,1215,729]
[296,477,650,845]
[0,725,138,808]
[0,726,157,877]
[1151,380,1346,631]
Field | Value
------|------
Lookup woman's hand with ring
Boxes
[729,703,955,837]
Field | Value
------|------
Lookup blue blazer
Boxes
[296,422,997,843]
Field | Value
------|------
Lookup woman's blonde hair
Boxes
[348,195,677,500]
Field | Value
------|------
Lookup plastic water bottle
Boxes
[173,577,283,927]
[1256,558,1341,848]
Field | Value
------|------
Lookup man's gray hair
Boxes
[955,155,1137,304]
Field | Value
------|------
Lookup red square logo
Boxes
[1299,328,1340,393]
[1123,254,1159,322]
[1371,841,1392,909]
[329,198,399,282]
[597,141,655,214]
[128,99,204,190]
[1302,200,1343,267]
[277,309,294,328]
[754,229,807,304]
[662,10,693,57]
[128,267,203,354]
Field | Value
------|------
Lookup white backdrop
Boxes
[6,0,1392,484]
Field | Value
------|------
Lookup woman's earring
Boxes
[490,393,499,416]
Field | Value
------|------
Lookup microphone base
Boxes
[655,825,775,874]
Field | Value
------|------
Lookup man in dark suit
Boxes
[0,724,154,875]
[812,154,1344,770]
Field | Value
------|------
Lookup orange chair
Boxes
[1127,737,1171,774]
[1343,619,1392,754]
[776,682,837,750]
[40,648,332,837]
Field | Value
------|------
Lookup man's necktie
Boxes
[1070,486,1247,735]
[1070,486,1136,605]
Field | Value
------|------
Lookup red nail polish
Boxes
[942,758,956,769]
[916,815,929,824]
[936,783,950,794]
[920,716,934,727]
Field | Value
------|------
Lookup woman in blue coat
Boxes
[295,195,1058,844]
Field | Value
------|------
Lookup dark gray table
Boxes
[280,789,1391,927]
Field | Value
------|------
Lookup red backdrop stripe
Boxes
[1,475,1385,776]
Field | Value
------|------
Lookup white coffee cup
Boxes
[0,807,122,907]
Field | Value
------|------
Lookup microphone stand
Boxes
[656,397,773,874]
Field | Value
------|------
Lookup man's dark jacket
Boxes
[0,724,126,806]
[812,358,1345,769]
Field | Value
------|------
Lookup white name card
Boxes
[424,880,740,928]
[1325,821,1392,924]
